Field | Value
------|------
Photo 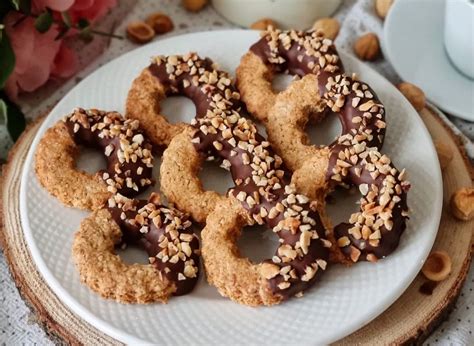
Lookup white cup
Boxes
[444,0,474,79]
[211,0,342,30]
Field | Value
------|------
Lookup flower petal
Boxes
[4,77,20,101]
[52,45,78,78]
[69,0,117,22]
[4,13,35,75]
[32,0,75,13]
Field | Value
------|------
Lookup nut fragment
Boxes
[312,17,340,40]
[260,262,280,279]
[126,21,155,44]
[182,0,208,12]
[337,236,350,247]
[148,192,161,205]
[349,246,361,262]
[145,13,174,34]
[397,82,426,112]
[434,140,453,170]
[450,187,474,221]
[353,33,380,61]
[421,250,452,282]
[374,0,394,19]
[250,18,277,31]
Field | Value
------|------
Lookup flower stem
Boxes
[16,13,124,40]
[12,14,28,27]
[88,29,123,40]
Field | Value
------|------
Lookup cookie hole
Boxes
[116,244,149,265]
[237,225,280,263]
[161,96,197,124]
[272,74,294,92]
[199,159,234,195]
[76,146,107,174]
[325,186,361,225]
[306,112,342,147]
[253,120,268,138]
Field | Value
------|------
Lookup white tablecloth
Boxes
[1,0,472,344]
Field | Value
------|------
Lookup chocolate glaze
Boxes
[330,146,410,261]
[148,53,330,299]
[251,31,342,78]
[108,194,200,295]
[249,29,409,262]
[64,108,154,198]
[250,30,384,150]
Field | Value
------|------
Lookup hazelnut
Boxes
[126,22,154,44]
[374,0,394,19]
[148,192,161,205]
[397,82,426,112]
[450,187,474,221]
[349,246,361,262]
[421,250,452,282]
[145,13,174,35]
[367,253,378,263]
[353,33,380,61]
[434,140,453,170]
[260,263,280,279]
[182,0,208,12]
[250,18,277,31]
[312,17,340,41]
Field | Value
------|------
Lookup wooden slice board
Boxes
[1,105,472,344]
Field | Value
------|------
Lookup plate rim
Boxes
[19,29,443,344]
[383,0,474,122]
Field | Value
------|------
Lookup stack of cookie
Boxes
[34,28,410,306]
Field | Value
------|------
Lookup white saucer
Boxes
[384,0,474,121]
[20,30,442,344]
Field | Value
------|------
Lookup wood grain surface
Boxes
[1,106,472,345]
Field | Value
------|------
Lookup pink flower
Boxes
[4,0,117,99]
[32,0,75,13]
[69,0,117,23]
[4,12,78,99]
[32,0,117,23]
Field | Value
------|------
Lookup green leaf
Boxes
[79,26,93,43]
[20,0,31,14]
[77,18,90,29]
[19,0,31,14]
[0,33,15,89]
[34,10,53,33]
[61,11,72,28]
[9,0,19,11]
[0,97,26,141]
[0,2,12,17]
[8,0,30,13]
[0,83,26,144]
[0,99,7,126]
[6,99,25,141]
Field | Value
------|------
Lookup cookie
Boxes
[126,58,188,148]
[153,53,332,304]
[35,108,154,210]
[202,193,330,306]
[72,193,200,303]
[236,29,410,262]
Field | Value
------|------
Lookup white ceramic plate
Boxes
[384,0,474,122]
[20,30,442,344]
